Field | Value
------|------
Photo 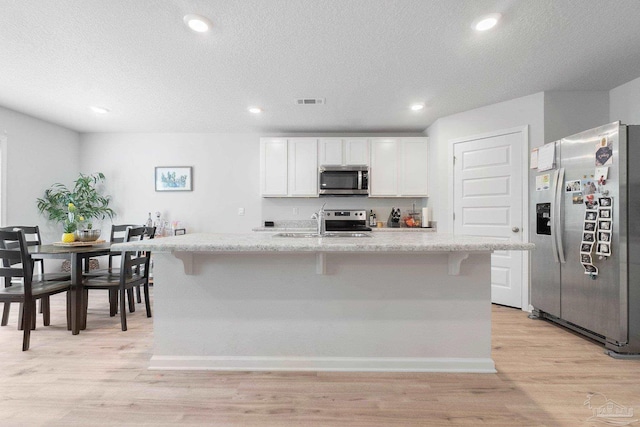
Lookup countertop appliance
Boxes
[319,165,368,196]
[324,209,371,231]
[530,121,640,356]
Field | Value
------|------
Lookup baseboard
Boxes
[149,355,496,373]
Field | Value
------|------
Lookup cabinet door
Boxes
[260,138,288,196]
[370,138,399,196]
[400,138,428,196]
[344,139,369,165]
[288,138,319,197]
[319,139,343,166]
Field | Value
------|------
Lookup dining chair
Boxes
[82,226,153,331]
[83,224,139,276]
[0,229,71,350]
[1,225,70,329]
[83,224,154,314]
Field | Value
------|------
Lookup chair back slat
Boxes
[0,229,33,295]
[119,226,154,278]
[9,226,42,247]
[106,224,140,269]
[110,224,138,244]
[0,248,23,262]
[0,267,26,278]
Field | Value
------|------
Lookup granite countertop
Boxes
[112,232,534,253]
[252,226,435,232]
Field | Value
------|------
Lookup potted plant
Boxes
[37,173,115,242]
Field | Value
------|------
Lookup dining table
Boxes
[29,242,112,335]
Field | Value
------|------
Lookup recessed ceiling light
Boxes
[473,13,501,31]
[410,103,425,111]
[90,106,110,114]
[183,14,212,33]
[248,107,262,114]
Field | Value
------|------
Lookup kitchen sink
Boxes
[273,232,372,238]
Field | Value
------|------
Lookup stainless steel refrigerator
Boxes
[530,121,640,356]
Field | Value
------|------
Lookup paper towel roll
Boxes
[421,207,430,228]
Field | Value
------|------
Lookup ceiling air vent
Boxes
[295,98,325,105]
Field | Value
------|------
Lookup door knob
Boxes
[512,227,520,233]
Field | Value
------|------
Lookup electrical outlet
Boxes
[238,208,245,216]
[293,207,299,215]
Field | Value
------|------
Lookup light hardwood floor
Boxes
[0,290,638,426]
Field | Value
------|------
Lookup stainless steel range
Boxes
[325,209,372,231]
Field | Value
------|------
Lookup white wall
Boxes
[79,133,263,233]
[0,106,79,242]
[610,75,640,124]
[426,90,611,233]
[544,91,609,143]
[426,92,545,233]
[80,132,428,232]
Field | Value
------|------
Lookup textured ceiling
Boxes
[1,0,639,133]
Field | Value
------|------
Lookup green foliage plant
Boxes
[36,173,115,229]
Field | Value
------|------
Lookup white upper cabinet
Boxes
[288,138,318,197]
[319,138,369,166]
[261,136,425,198]
[370,137,428,197]
[344,139,369,165]
[370,138,399,196]
[260,138,318,198]
[260,138,288,196]
[400,138,429,196]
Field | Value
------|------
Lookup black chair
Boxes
[0,229,71,350]
[83,224,139,277]
[83,224,141,313]
[1,226,70,328]
[84,224,155,310]
[82,226,154,331]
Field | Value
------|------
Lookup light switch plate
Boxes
[238,208,245,216]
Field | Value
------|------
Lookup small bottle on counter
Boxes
[369,210,375,227]
[146,212,153,227]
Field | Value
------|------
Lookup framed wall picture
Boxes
[155,166,193,192]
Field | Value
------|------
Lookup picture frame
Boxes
[155,166,193,192]
[598,220,611,231]
[581,243,593,253]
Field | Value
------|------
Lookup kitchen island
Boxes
[113,232,533,372]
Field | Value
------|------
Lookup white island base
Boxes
[150,251,495,373]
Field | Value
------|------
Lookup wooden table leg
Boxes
[71,253,83,335]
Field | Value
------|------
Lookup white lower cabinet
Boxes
[260,138,318,197]
[370,137,428,197]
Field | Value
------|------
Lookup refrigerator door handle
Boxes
[556,168,566,263]
[551,169,559,263]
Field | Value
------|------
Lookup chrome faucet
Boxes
[311,203,327,236]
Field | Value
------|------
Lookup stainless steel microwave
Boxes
[319,165,369,196]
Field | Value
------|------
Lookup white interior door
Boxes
[453,129,525,308]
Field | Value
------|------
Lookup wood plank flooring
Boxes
[1,290,639,426]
